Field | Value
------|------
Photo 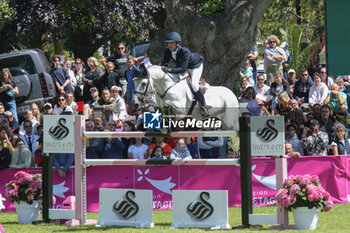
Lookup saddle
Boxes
[186,76,208,96]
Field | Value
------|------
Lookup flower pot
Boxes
[292,207,320,230]
[14,201,41,224]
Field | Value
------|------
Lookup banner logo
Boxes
[113,191,139,218]
[256,119,278,142]
[187,191,214,221]
[143,110,161,129]
[49,118,69,139]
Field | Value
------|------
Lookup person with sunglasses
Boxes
[293,68,314,106]
[5,111,19,135]
[50,55,74,96]
[53,94,73,115]
[73,58,86,101]
[263,35,286,86]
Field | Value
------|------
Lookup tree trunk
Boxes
[150,0,272,88]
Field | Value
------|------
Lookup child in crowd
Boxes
[150,145,166,160]
[240,60,254,85]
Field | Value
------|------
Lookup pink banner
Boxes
[1,156,350,212]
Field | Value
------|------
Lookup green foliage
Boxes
[191,0,226,16]
[0,0,13,19]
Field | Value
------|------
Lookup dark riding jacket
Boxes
[161,46,203,74]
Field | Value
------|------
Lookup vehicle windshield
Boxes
[0,55,37,75]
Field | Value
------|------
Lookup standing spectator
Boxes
[263,35,286,85]
[111,86,127,121]
[83,57,104,102]
[31,103,42,124]
[253,74,273,106]
[280,42,291,79]
[0,68,19,122]
[239,87,259,116]
[50,55,74,96]
[53,95,74,115]
[19,110,40,136]
[83,87,100,119]
[301,119,329,156]
[125,56,136,105]
[331,124,350,155]
[248,45,258,83]
[293,69,314,105]
[270,70,290,109]
[64,60,77,92]
[0,139,11,169]
[53,152,74,179]
[170,138,192,159]
[5,111,19,135]
[73,58,86,101]
[198,134,223,159]
[20,120,40,157]
[9,138,35,168]
[308,72,329,106]
[128,138,148,159]
[312,32,326,71]
[185,137,200,159]
[324,83,347,114]
[240,60,254,85]
[94,62,120,92]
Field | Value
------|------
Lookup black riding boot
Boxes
[195,90,211,117]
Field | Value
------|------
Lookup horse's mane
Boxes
[147,65,185,82]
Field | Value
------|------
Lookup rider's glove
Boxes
[161,66,170,73]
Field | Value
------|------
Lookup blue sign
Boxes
[143,110,161,129]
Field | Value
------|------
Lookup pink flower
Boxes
[311,175,320,183]
[287,193,296,206]
[324,199,334,212]
[290,184,300,194]
[276,188,289,207]
[295,175,303,181]
[300,177,310,186]
[323,191,330,201]
[27,195,34,201]
[307,193,316,202]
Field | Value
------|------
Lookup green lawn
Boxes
[1,204,349,232]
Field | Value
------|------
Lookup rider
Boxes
[161,32,211,117]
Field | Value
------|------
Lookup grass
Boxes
[1,204,349,232]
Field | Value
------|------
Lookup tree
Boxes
[149,0,273,88]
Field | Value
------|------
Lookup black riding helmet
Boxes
[165,32,181,43]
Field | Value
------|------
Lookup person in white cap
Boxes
[287,69,296,95]
[83,87,100,119]
[110,86,127,121]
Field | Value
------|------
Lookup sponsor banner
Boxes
[250,116,285,156]
[172,190,230,229]
[98,188,153,227]
[43,115,75,153]
[1,156,350,212]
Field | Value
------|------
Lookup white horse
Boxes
[134,65,239,130]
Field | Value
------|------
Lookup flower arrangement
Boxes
[275,174,333,212]
[5,171,42,205]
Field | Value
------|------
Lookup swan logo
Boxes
[113,191,139,219]
[187,192,214,221]
[256,119,278,142]
[49,118,69,139]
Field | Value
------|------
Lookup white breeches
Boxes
[188,63,203,92]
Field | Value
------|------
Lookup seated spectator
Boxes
[122,120,138,158]
[258,101,270,116]
[5,111,19,135]
[0,102,5,119]
[19,110,40,136]
[150,145,166,160]
[239,76,252,98]
[94,62,120,91]
[308,72,328,106]
[331,124,350,155]
[274,91,290,116]
[93,89,116,123]
[0,126,14,155]
[301,119,329,156]
[36,124,43,138]
[96,120,125,159]
[285,124,304,156]
[285,142,301,158]
[287,99,305,126]
[43,103,53,115]
[53,95,74,115]
[53,152,74,179]
[227,148,238,158]
[287,69,296,86]
[0,139,11,169]
[50,55,74,95]
[240,60,254,85]
[31,103,42,124]
[110,86,127,121]
[324,83,348,114]
[34,137,43,167]
[320,67,333,89]
[170,138,192,159]
[198,135,223,159]
[270,70,290,109]
[10,134,19,148]
[185,137,200,159]
[311,103,322,120]
[335,78,346,92]
[128,138,148,159]
[9,138,35,168]
[293,68,313,105]
[239,87,260,116]
[20,120,40,157]
[83,87,100,119]
[66,92,78,114]
[85,120,101,159]
[319,105,335,141]
[0,68,19,122]
[147,137,172,159]
[253,73,273,106]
